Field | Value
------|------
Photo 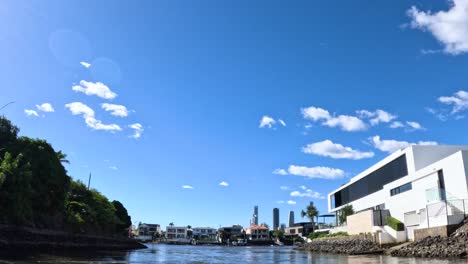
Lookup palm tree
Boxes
[56,151,70,164]
[301,202,319,231]
[169,222,174,227]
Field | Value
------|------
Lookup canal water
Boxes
[0,244,466,263]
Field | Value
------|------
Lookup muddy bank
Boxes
[0,225,146,251]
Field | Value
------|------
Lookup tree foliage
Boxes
[338,204,354,225]
[0,116,131,236]
[301,202,319,226]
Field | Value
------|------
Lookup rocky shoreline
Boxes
[391,222,468,258]
[297,235,383,255]
[0,225,146,251]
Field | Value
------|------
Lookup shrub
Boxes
[387,216,404,231]
[307,231,348,240]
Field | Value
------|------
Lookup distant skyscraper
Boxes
[250,205,259,225]
[273,208,279,230]
[288,211,295,227]
[280,223,286,231]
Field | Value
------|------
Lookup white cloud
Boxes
[438,90,468,113]
[290,189,325,199]
[287,200,296,205]
[80,61,91,68]
[129,123,144,138]
[302,139,374,160]
[101,103,129,117]
[302,106,367,132]
[65,102,122,131]
[370,135,438,153]
[182,185,194,189]
[299,185,307,190]
[72,80,117,99]
[287,165,345,180]
[279,119,287,126]
[259,116,276,128]
[390,121,404,128]
[24,109,39,117]
[301,106,331,121]
[109,166,118,170]
[406,121,425,130]
[280,186,290,191]
[273,168,288,175]
[277,201,285,204]
[408,1,468,55]
[357,109,396,126]
[36,103,54,112]
[219,181,229,187]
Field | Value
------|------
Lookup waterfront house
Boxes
[166,226,188,239]
[244,225,270,245]
[218,225,244,244]
[284,222,314,238]
[328,145,468,243]
[191,227,218,244]
[136,223,161,242]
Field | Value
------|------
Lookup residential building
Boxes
[192,227,218,243]
[328,145,468,241]
[166,226,188,239]
[218,225,244,243]
[244,225,269,241]
[288,211,295,227]
[273,208,279,230]
[284,222,314,238]
[135,223,160,242]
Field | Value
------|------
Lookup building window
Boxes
[390,182,412,196]
[332,154,408,208]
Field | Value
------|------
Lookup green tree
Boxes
[0,116,19,149]
[0,152,33,224]
[338,204,354,225]
[301,202,319,230]
[112,200,132,234]
[272,230,284,239]
[56,151,70,164]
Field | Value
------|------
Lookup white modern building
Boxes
[328,145,468,241]
[192,227,218,244]
[166,226,188,240]
[135,223,160,242]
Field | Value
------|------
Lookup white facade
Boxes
[328,145,468,238]
[192,227,217,242]
[166,226,188,239]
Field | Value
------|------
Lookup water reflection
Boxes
[0,244,466,264]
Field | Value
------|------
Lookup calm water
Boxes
[0,244,466,264]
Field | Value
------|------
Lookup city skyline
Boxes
[2,0,468,227]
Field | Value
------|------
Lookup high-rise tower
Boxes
[273,208,279,230]
[288,210,295,227]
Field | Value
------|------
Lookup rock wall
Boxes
[0,225,146,251]
[298,236,382,255]
[391,221,468,258]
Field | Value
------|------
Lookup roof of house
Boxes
[245,225,269,230]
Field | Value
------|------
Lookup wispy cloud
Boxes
[36,103,54,112]
[277,201,285,204]
[390,121,404,128]
[280,186,290,191]
[182,185,194,189]
[65,102,122,131]
[72,80,117,99]
[24,109,39,117]
[290,189,325,199]
[287,200,296,205]
[406,121,425,130]
[438,90,468,114]
[109,166,118,170]
[101,103,129,117]
[280,165,345,180]
[129,123,143,138]
[369,135,438,153]
[357,109,396,126]
[408,1,468,55]
[80,61,91,68]
[273,168,288,175]
[302,106,367,132]
[219,181,229,187]
[259,116,286,129]
[302,139,374,160]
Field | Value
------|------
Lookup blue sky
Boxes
[1,0,468,228]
